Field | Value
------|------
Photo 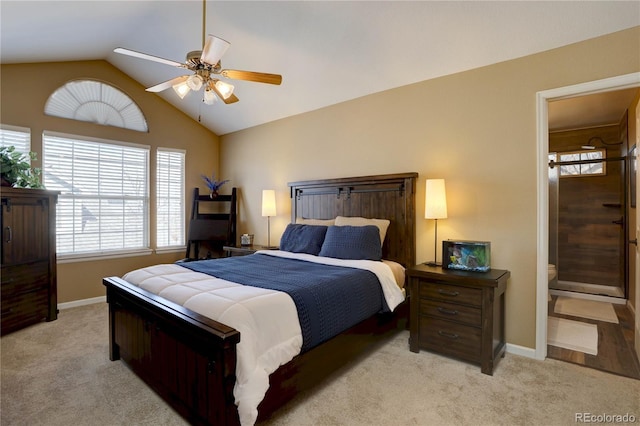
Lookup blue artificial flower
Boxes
[201,173,230,192]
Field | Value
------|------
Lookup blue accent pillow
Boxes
[318,225,382,261]
[279,224,328,255]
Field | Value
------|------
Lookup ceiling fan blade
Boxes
[146,76,189,92]
[114,47,185,68]
[210,83,239,104]
[220,69,282,85]
[200,35,230,66]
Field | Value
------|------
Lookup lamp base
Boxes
[424,261,442,267]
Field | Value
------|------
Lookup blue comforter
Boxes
[181,253,389,352]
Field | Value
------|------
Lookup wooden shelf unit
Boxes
[185,187,237,260]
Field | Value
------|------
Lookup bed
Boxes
[103,172,417,425]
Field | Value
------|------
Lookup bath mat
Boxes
[547,317,598,355]
[554,297,619,324]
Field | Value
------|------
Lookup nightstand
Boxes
[407,264,509,375]
[222,245,278,257]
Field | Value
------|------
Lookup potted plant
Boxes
[0,146,45,189]
[201,173,229,198]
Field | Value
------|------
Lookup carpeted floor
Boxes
[2,303,639,426]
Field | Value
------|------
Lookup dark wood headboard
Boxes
[288,172,417,268]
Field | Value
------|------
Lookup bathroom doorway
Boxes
[543,86,640,378]
[535,73,640,363]
[548,119,629,298]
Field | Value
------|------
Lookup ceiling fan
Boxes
[113,1,282,106]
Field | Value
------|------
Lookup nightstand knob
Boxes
[437,289,459,297]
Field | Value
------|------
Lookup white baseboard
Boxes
[58,296,106,310]
[506,343,537,359]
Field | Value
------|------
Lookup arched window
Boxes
[44,79,148,132]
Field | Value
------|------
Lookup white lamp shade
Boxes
[203,89,217,105]
[172,81,191,99]
[186,74,204,91]
[262,190,276,217]
[425,179,448,219]
[215,80,235,100]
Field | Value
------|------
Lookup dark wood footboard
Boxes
[104,276,241,426]
[105,275,408,425]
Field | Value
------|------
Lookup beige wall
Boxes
[220,27,640,349]
[0,60,220,303]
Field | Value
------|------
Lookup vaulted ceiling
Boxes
[1,1,638,136]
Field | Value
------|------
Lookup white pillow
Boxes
[295,217,336,226]
[334,216,390,245]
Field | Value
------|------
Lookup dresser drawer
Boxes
[420,299,481,326]
[418,317,481,363]
[1,262,49,298]
[1,288,49,334]
[419,281,482,306]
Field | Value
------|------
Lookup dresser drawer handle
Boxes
[437,289,459,297]
[438,330,459,339]
[437,307,458,316]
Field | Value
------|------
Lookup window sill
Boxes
[155,246,187,255]
[57,248,153,264]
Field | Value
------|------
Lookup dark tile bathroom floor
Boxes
[547,295,640,380]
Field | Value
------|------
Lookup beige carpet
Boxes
[547,316,598,355]
[2,303,639,426]
[554,297,619,324]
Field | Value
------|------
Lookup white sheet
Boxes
[122,252,404,425]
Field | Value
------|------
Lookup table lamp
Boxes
[425,179,447,266]
[262,189,277,248]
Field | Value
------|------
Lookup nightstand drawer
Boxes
[419,317,481,362]
[419,282,482,306]
[420,299,481,325]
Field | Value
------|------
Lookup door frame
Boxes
[535,72,640,360]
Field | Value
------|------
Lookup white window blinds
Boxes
[0,125,30,155]
[42,132,149,257]
[156,149,185,248]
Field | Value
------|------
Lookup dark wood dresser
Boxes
[1,187,58,335]
[408,264,509,375]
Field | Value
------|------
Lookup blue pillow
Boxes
[279,224,328,255]
[318,225,382,261]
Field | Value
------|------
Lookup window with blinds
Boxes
[0,125,31,155]
[156,149,185,248]
[42,132,150,258]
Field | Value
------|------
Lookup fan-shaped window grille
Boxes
[44,80,148,132]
